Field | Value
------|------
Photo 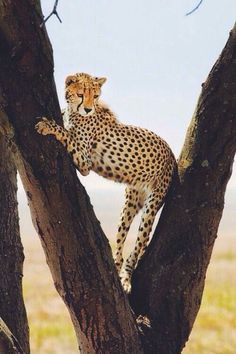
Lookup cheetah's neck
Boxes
[67,100,118,125]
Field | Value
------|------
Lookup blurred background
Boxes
[19,1,236,352]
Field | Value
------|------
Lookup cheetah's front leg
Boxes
[35,117,92,176]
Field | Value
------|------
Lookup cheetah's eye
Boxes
[94,95,99,99]
[77,94,83,98]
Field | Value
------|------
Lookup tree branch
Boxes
[185,0,204,16]
[0,318,25,354]
[0,132,30,353]
[40,0,62,27]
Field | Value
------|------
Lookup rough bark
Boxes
[0,318,25,354]
[0,1,142,353]
[131,24,236,353]
[0,130,29,353]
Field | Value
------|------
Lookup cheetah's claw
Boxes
[35,117,56,136]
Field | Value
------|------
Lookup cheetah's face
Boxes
[65,72,106,116]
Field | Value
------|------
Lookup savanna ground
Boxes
[21,228,236,354]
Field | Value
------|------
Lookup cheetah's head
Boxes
[65,72,106,116]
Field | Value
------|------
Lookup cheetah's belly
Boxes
[90,136,171,186]
[91,148,130,184]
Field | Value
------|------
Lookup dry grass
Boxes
[183,275,236,353]
[22,233,236,354]
[183,236,236,354]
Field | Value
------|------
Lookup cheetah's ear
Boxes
[94,77,107,87]
[65,75,77,87]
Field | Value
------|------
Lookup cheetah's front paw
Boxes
[35,117,56,136]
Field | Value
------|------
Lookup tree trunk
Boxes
[131,24,236,353]
[0,130,29,353]
[0,1,142,353]
[0,318,25,354]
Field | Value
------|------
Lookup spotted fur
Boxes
[35,72,176,293]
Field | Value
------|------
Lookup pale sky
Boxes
[18,0,235,243]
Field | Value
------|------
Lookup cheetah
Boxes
[35,72,176,293]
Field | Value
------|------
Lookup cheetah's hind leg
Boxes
[120,184,168,294]
[114,187,144,273]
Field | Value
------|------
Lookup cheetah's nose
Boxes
[84,107,92,114]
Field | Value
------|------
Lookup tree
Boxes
[0,1,235,353]
[0,318,25,354]
[0,128,29,352]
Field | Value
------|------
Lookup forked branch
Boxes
[40,0,62,27]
